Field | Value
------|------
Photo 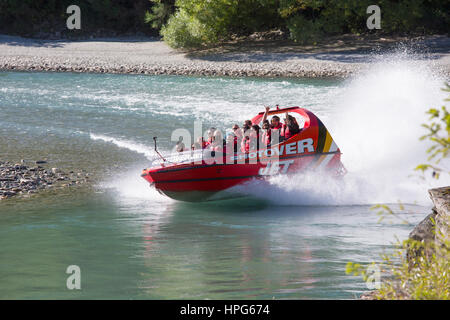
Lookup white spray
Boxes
[246,52,449,206]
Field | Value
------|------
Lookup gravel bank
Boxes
[0,34,449,78]
[0,160,89,200]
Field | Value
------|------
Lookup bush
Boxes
[145,0,175,30]
[346,216,450,299]
[285,15,323,44]
[161,0,280,48]
[280,0,449,45]
[161,9,216,48]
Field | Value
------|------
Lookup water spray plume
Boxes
[246,52,449,206]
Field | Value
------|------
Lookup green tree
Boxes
[160,0,280,48]
[145,0,175,30]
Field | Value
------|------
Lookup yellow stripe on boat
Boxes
[314,132,333,168]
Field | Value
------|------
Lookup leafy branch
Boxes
[415,83,450,179]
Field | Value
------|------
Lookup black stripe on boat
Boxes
[316,119,328,153]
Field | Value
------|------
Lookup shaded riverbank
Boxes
[1,34,449,79]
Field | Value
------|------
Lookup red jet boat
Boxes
[142,106,345,201]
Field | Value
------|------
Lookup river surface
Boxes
[0,68,446,299]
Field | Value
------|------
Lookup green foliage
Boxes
[1,0,448,45]
[161,8,217,48]
[415,84,450,179]
[0,0,154,37]
[279,0,449,44]
[145,0,175,30]
[160,0,280,48]
[279,0,369,43]
[285,14,323,44]
[346,230,450,299]
[158,0,449,48]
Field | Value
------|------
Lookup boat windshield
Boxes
[150,149,204,167]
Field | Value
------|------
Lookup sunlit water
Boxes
[0,55,448,299]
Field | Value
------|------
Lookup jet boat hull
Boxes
[142,107,346,202]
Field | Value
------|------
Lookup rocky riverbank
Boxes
[0,160,90,200]
[1,34,449,79]
[360,186,450,300]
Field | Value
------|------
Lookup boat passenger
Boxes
[261,121,271,147]
[241,135,250,154]
[227,126,240,153]
[251,125,261,151]
[192,142,201,150]
[197,137,208,149]
[270,115,283,130]
[241,125,260,154]
[262,105,284,131]
[261,106,284,143]
[242,120,252,133]
[282,113,300,140]
[211,129,224,153]
[204,127,216,148]
[269,115,285,143]
[232,124,243,144]
[175,137,185,152]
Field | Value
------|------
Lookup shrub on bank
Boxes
[160,0,280,48]
[160,0,449,48]
[346,215,449,299]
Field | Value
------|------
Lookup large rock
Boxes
[407,186,450,264]
[407,211,437,263]
[428,187,450,245]
[409,211,437,243]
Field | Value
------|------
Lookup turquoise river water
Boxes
[0,60,448,299]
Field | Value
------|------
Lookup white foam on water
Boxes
[102,165,172,205]
[89,133,174,205]
[90,133,156,159]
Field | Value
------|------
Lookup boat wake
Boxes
[90,133,157,159]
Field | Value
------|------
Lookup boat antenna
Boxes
[153,137,166,162]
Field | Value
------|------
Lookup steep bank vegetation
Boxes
[157,0,449,48]
[0,0,448,45]
[0,0,154,37]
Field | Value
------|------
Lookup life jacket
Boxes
[272,122,283,130]
[203,137,214,149]
[241,138,250,153]
[272,123,284,136]
[261,129,271,146]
